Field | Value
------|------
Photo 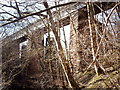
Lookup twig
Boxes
[83,2,120,75]
[0,2,76,27]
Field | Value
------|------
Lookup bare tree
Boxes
[1,0,120,89]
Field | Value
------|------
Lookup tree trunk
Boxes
[43,2,80,88]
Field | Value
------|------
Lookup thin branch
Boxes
[21,11,47,18]
[0,2,76,27]
[14,0,22,17]
[43,2,80,88]
[57,53,72,88]
[106,2,120,24]
[83,2,120,75]
[0,3,17,10]
[0,8,18,18]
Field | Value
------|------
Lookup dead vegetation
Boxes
[0,1,120,89]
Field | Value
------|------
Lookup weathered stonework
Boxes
[69,10,92,75]
[1,2,119,88]
[69,9,104,75]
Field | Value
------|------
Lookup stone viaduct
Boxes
[1,2,119,88]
